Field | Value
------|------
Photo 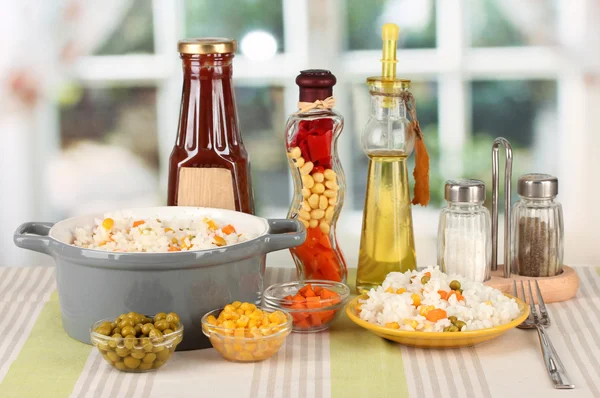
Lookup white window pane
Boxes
[346,0,436,50]
[235,86,289,212]
[95,0,154,55]
[185,0,285,53]
[469,0,558,47]
[349,81,440,208]
[55,86,160,218]
[467,80,558,203]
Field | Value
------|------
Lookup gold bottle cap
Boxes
[178,38,237,54]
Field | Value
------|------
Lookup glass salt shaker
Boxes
[437,180,492,282]
[511,174,564,277]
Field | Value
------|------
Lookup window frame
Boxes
[51,0,588,240]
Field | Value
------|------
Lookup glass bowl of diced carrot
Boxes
[201,302,292,362]
[262,281,350,333]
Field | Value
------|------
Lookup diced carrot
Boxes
[290,302,305,310]
[319,310,336,323]
[304,288,317,298]
[425,309,447,322]
[283,295,293,301]
[313,286,323,295]
[305,296,321,309]
[298,283,313,297]
[310,313,323,326]
[292,312,308,323]
[425,272,431,277]
[168,246,181,252]
[448,290,465,302]
[222,224,236,235]
[292,294,305,302]
[438,290,449,300]
[295,319,312,329]
[133,220,145,227]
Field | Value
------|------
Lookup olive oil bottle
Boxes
[356,24,421,293]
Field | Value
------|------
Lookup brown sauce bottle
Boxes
[167,38,255,214]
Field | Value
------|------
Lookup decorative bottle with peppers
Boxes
[168,38,255,214]
[285,70,347,283]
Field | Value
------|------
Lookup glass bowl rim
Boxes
[262,280,350,311]
[89,316,184,346]
[201,307,293,341]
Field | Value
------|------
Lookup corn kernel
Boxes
[240,302,256,312]
[206,315,218,325]
[102,218,114,230]
[404,319,418,329]
[485,301,492,306]
[231,301,242,309]
[261,318,270,326]
[419,305,435,316]
[224,304,236,313]
[236,308,245,315]
[234,328,245,338]
[220,311,232,321]
[385,322,400,329]
[259,327,272,336]
[268,313,281,324]
[411,293,421,307]
[245,342,257,351]
[249,311,263,320]
[248,319,259,328]
[245,309,254,316]
[222,320,236,329]
[239,352,254,361]
[236,315,249,328]
[396,288,407,294]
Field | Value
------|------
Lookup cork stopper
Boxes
[296,70,337,102]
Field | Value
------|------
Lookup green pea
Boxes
[154,313,167,323]
[119,318,135,329]
[108,333,122,348]
[156,349,170,361]
[115,347,130,357]
[106,351,120,362]
[130,350,146,360]
[153,360,166,369]
[134,323,143,336]
[166,313,180,327]
[138,362,153,370]
[443,325,459,332]
[124,335,137,349]
[142,353,157,363]
[114,361,126,370]
[421,275,430,284]
[163,329,174,336]
[123,356,141,369]
[448,316,458,324]
[142,323,155,335]
[154,320,170,332]
[97,343,110,352]
[152,345,165,353]
[449,280,461,291]
[149,329,164,343]
[112,327,121,335]
[121,326,136,337]
[454,320,467,331]
[95,326,112,336]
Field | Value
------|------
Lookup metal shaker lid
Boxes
[444,179,486,203]
[517,173,558,198]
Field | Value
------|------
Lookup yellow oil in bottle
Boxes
[356,153,417,293]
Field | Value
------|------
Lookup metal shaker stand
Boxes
[484,137,579,304]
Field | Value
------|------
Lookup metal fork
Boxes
[514,280,574,389]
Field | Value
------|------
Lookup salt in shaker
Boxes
[437,180,492,282]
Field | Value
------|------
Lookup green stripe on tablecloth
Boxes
[0,291,91,398]
[329,269,409,398]
[596,267,600,277]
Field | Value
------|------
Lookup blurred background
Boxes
[2,0,599,268]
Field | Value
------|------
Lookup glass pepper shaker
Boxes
[437,180,492,282]
[285,70,347,283]
[511,174,564,277]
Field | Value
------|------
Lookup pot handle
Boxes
[13,222,54,255]
[263,219,306,253]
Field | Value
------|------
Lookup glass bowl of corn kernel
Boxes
[201,301,292,362]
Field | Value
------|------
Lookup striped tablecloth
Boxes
[0,265,599,398]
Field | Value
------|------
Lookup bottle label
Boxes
[177,167,236,210]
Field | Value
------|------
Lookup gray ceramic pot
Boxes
[14,207,305,350]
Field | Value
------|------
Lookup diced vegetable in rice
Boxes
[72,213,254,252]
[358,266,521,332]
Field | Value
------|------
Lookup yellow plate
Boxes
[345,294,530,348]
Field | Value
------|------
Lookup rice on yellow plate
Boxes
[346,267,529,348]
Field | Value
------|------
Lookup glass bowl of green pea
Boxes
[90,312,183,372]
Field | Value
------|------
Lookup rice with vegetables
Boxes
[358,267,521,332]
[72,213,254,252]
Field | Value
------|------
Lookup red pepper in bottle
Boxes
[285,70,347,283]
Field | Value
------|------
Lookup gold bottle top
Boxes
[367,23,410,92]
[178,38,237,54]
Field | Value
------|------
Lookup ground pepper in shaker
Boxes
[511,174,564,277]
[437,180,492,282]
